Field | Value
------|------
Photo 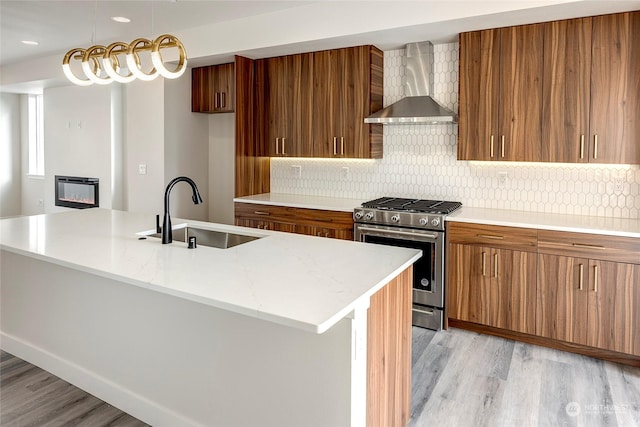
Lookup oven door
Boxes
[355,223,444,309]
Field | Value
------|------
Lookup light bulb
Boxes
[126,38,159,81]
[103,42,136,83]
[62,48,93,86]
[151,34,187,79]
[82,46,112,85]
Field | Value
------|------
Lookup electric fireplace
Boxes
[55,175,99,209]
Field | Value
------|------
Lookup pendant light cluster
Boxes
[62,34,187,86]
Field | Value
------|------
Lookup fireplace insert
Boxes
[55,175,99,209]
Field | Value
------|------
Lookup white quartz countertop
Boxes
[447,207,640,238]
[0,209,420,334]
[234,193,365,212]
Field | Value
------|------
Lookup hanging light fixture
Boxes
[63,34,187,85]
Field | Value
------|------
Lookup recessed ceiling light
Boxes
[111,16,131,23]
[21,40,39,46]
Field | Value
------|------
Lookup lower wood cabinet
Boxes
[235,202,354,241]
[448,221,640,363]
[448,232,537,335]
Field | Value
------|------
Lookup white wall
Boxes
[43,85,112,213]
[271,44,640,219]
[19,95,46,216]
[164,72,209,221]
[123,79,165,215]
[208,113,235,224]
[0,93,21,217]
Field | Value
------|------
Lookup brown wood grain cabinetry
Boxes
[447,223,537,334]
[313,46,384,159]
[192,63,235,113]
[258,54,314,157]
[536,230,640,355]
[589,11,640,164]
[458,25,543,162]
[234,202,354,240]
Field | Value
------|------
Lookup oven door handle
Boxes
[357,226,439,240]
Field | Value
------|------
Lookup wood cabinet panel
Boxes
[590,11,640,164]
[536,254,589,345]
[542,18,592,162]
[191,63,235,113]
[537,229,640,264]
[458,30,500,161]
[499,24,543,162]
[235,217,296,233]
[235,203,354,240]
[447,222,537,252]
[587,260,640,355]
[448,244,536,334]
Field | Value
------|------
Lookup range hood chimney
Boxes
[365,41,457,124]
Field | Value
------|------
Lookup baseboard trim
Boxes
[0,333,200,427]
[447,319,640,368]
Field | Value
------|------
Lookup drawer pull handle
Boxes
[482,251,487,277]
[578,263,584,290]
[571,243,604,249]
[477,234,504,240]
[594,265,599,292]
[275,137,280,155]
[254,211,271,216]
[580,134,585,159]
[494,253,498,277]
[282,138,286,155]
[333,137,337,156]
[593,134,598,159]
[490,135,494,158]
[501,135,505,158]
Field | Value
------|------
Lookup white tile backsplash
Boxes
[271,43,640,219]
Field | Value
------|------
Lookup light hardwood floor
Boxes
[2,328,639,426]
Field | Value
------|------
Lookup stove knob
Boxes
[419,217,428,226]
[431,218,441,227]
[364,212,374,220]
[354,211,363,220]
[391,215,400,223]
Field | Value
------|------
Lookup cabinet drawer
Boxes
[234,202,296,222]
[538,230,640,264]
[447,222,538,252]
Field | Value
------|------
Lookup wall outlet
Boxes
[291,165,301,178]
[498,171,507,188]
[341,167,350,179]
[138,164,147,175]
[614,176,624,193]
[37,199,44,206]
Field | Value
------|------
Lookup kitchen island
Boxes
[0,209,420,427]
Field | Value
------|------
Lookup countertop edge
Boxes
[233,193,363,213]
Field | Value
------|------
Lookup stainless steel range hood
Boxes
[365,41,457,124]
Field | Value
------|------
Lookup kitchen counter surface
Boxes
[234,193,365,212]
[0,209,420,334]
[447,207,640,238]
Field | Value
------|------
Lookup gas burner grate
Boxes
[362,197,462,214]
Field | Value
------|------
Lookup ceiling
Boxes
[1,0,639,93]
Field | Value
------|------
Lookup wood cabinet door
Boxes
[587,260,640,355]
[313,49,339,157]
[448,244,491,324]
[266,57,287,156]
[498,24,543,162]
[590,11,640,164]
[542,18,592,163]
[458,30,500,161]
[339,46,370,158]
[287,53,314,157]
[493,249,537,334]
[235,217,296,233]
[214,63,235,112]
[536,254,589,345]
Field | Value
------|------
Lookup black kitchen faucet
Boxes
[161,176,203,244]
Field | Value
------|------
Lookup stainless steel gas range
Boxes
[354,197,462,330]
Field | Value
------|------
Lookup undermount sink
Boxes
[140,225,262,249]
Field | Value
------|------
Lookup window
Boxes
[27,94,44,176]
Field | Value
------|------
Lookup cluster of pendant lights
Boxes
[62,34,187,86]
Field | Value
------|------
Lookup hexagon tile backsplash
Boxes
[271,43,640,219]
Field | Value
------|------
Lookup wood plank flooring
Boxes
[2,327,639,426]
[0,351,148,427]
[410,327,640,427]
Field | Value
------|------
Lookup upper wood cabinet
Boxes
[257,45,383,159]
[460,11,640,165]
[589,11,640,164]
[258,54,314,157]
[458,24,543,162]
[313,46,384,158]
[192,63,235,113]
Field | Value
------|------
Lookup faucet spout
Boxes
[162,176,203,244]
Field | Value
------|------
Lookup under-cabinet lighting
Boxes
[468,161,633,170]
